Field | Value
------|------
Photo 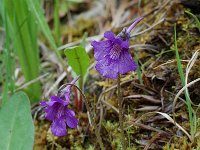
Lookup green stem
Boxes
[62,83,105,149]
[117,74,126,150]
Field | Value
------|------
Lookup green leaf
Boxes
[2,0,41,102]
[174,25,194,138]
[54,0,61,46]
[26,0,57,49]
[25,0,64,68]
[64,46,90,77]
[0,92,34,150]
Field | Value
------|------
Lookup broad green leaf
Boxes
[0,92,34,150]
[64,46,90,78]
[65,46,90,77]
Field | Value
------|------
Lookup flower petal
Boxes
[104,31,115,41]
[50,95,67,106]
[40,101,47,106]
[67,109,75,116]
[113,38,123,45]
[121,40,129,49]
[45,102,61,121]
[51,117,66,137]
[95,56,118,79]
[118,50,137,74]
[91,40,112,61]
[66,109,78,128]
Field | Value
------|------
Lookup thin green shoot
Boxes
[185,10,200,32]
[156,49,174,57]
[1,0,42,102]
[1,9,15,106]
[54,0,61,46]
[26,0,65,68]
[174,25,195,139]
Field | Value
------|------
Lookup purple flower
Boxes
[91,17,143,79]
[40,77,79,137]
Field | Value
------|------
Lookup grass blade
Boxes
[26,0,65,67]
[2,0,41,102]
[54,0,61,46]
[26,0,57,49]
[0,1,15,105]
[185,10,200,32]
[174,25,194,139]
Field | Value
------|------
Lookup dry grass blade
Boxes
[124,95,161,104]
[110,0,129,28]
[144,133,162,150]
[132,82,157,95]
[57,35,102,51]
[173,78,200,113]
[45,72,67,98]
[97,78,134,105]
[16,73,49,91]
[134,106,160,111]
[156,112,192,141]
[101,99,119,114]
[130,18,165,37]
[128,122,167,134]
[153,59,189,69]
[130,44,159,53]
[173,50,200,115]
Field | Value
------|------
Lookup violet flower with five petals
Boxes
[40,77,79,137]
[91,17,143,79]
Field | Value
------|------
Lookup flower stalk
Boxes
[40,77,80,137]
[65,83,105,150]
[117,74,126,149]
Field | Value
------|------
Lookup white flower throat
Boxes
[109,44,122,60]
